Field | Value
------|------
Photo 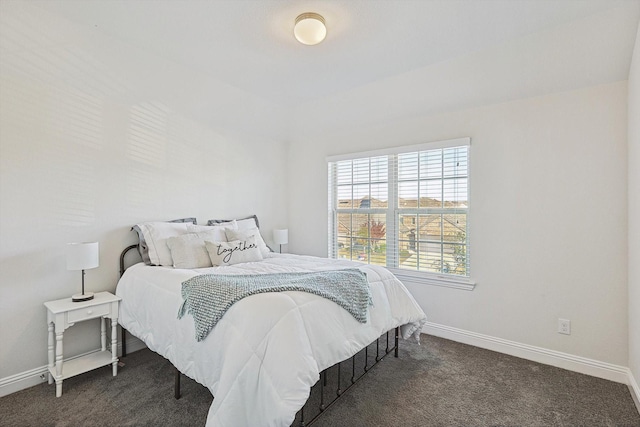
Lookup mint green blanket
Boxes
[178,269,372,341]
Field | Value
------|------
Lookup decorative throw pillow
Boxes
[205,236,264,266]
[167,228,229,269]
[132,218,196,266]
[225,227,270,257]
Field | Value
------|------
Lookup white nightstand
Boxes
[44,291,121,397]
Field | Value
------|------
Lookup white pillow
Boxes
[225,227,270,257]
[134,222,191,266]
[205,236,264,266]
[235,218,258,231]
[167,229,229,269]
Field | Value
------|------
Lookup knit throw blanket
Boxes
[178,269,372,342]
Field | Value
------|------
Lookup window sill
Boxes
[390,269,476,291]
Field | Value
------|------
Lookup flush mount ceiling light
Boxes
[294,12,326,45]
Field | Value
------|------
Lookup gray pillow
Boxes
[207,214,260,228]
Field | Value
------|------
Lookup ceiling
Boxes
[29,0,640,109]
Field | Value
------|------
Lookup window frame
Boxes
[328,137,475,291]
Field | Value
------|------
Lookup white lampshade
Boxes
[273,229,289,245]
[66,242,99,271]
[294,13,326,46]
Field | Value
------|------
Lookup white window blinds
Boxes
[328,138,470,281]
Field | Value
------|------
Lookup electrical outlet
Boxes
[558,318,571,335]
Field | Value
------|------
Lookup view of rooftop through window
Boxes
[329,143,469,278]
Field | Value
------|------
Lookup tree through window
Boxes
[328,138,470,280]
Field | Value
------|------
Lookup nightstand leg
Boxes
[101,317,106,352]
[111,317,118,376]
[47,322,54,384]
[55,331,64,397]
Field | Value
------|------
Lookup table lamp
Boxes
[67,242,99,302]
[273,229,288,254]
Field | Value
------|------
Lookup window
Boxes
[328,138,472,289]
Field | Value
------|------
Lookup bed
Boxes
[116,217,427,427]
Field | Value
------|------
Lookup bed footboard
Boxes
[293,326,399,427]
[170,326,400,425]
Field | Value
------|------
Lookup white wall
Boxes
[1,0,636,398]
[0,2,288,381]
[288,82,629,366]
[628,24,640,404]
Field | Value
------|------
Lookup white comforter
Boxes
[116,253,427,427]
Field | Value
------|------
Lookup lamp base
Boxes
[72,292,95,302]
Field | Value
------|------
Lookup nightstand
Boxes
[44,291,121,397]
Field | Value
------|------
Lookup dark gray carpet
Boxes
[1,334,639,427]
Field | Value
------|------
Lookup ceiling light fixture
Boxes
[294,12,326,46]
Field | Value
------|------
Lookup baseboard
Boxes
[0,364,50,398]
[423,321,629,384]
[0,335,147,398]
[629,369,640,414]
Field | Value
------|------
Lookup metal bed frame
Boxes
[119,244,399,427]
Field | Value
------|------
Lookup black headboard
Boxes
[119,244,141,277]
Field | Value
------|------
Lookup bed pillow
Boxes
[208,215,273,252]
[167,228,230,269]
[132,218,196,266]
[225,228,270,257]
[205,236,264,266]
[187,220,237,233]
[207,214,259,230]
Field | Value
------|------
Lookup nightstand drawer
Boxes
[67,304,110,323]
